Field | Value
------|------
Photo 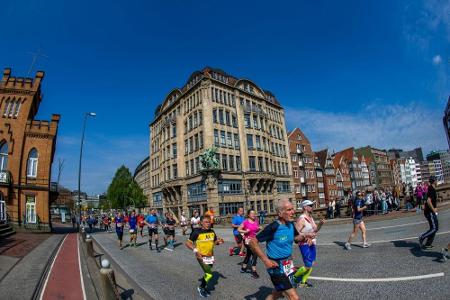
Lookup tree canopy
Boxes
[106,165,147,208]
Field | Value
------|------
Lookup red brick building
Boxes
[332,151,352,192]
[0,68,59,232]
[288,128,319,207]
[316,149,338,205]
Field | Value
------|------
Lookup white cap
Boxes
[301,200,316,207]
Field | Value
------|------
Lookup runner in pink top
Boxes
[238,209,261,278]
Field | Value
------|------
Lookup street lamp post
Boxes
[77,112,96,231]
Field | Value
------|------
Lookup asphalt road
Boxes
[90,208,450,300]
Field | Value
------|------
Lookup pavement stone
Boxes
[0,234,64,300]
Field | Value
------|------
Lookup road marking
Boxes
[39,234,68,300]
[310,272,445,282]
[78,234,87,300]
[367,221,426,231]
[317,230,450,246]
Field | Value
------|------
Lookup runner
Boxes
[128,210,138,247]
[238,209,260,278]
[161,212,169,247]
[137,213,145,237]
[419,176,439,249]
[145,209,161,252]
[180,211,188,235]
[185,215,224,298]
[191,210,201,233]
[249,198,308,300]
[165,213,177,251]
[345,191,370,250]
[229,207,245,257]
[293,200,325,288]
[205,207,215,228]
[114,212,125,248]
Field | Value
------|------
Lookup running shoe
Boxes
[197,286,208,298]
[300,281,313,288]
[423,245,434,249]
[240,267,247,273]
[228,247,234,256]
[238,252,246,257]
[293,275,302,285]
[344,242,351,250]
[251,271,259,279]
[362,243,371,248]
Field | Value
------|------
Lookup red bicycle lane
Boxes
[41,233,85,300]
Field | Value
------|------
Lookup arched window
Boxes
[27,148,38,177]
[0,142,7,171]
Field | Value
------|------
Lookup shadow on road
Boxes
[392,240,444,262]
[244,286,273,300]
[208,271,226,292]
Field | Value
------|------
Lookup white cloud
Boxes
[432,54,442,65]
[285,102,447,155]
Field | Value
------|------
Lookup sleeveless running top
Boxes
[298,214,317,245]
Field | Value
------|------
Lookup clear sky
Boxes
[1,0,448,195]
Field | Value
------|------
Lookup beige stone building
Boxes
[0,68,59,232]
[134,156,151,201]
[149,67,294,218]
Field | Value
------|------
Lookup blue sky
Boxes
[1,0,448,195]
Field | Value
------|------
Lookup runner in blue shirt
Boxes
[128,210,138,247]
[345,191,370,250]
[145,209,161,252]
[115,212,125,248]
[229,207,245,256]
[249,199,308,300]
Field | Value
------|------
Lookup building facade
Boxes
[426,150,450,184]
[333,148,370,192]
[149,67,294,218]
[134,156,151,202]
[288,128,319,206]
[0,68,59,231]
[316,149,338,205]
[443,96,450,149]
[356,146,394,190]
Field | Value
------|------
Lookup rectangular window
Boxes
[189,137,193,153]
[194,134,199,151]
[227,132,233,147]
[199,131,203,149]
[249,156,256,171]
[220,130,226,146]
[213,109,217,123]
[232,115,237,127]
[173,164,178,179]
[222,154,228,170]
[26,196,36,224]
[172,143,177,158]
[219,109,224,124]
[214,129,219,146]
[234,134,240,149]
[185,161,189,176]
[253,115,258,128]
[247,134,253,149]
[229,155,234,171]
[255,135,261,150]
[185,140,188,155]
[172,123,176,137]
[258,157,264,171]
[225,111,231,126]
[244,115,250,128]
[236,156,241,171]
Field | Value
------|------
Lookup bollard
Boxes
[86,235,94,257]
[100,259,119,299]
[81,227,87,242]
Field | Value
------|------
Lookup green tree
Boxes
[106,165,147,209]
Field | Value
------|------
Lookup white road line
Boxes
[39,234,68,300]
[310,272,445,282]
[317,230,450,246]
[367,221,426,231]
[78,234,87,300]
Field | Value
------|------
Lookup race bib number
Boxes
[281,259,294,276]
[150,224,156,228]
[202,256,215,264]
[129,229,135,233]
[244,238,252,245]
[116,223,122,227]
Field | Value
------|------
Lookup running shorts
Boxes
[148,227,158,236]
[234,234,243,244]
[167,229,175,237]
[267,259,293,292]
[116,231,123,241]
[163,227,169,235]
[299,244,316,268]
[353,218,363,225]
